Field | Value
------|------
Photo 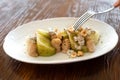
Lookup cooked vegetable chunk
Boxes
[37,29,50,39]
[36,31,56,56]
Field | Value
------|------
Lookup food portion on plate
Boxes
[26,26,100,58]
[3,18,118,64]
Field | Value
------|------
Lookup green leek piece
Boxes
[66,30,78,50]
[36,31,56,56]
[37,29,50,39]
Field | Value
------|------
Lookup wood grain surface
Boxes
[0,0,120,80]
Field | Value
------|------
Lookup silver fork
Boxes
[73,6,115,30]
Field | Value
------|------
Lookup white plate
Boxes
[3,17,118,64]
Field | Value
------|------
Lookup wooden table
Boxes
[0,0,120,80]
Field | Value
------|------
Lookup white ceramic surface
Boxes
[3,17,118,64]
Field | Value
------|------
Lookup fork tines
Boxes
[73,11,95,30]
